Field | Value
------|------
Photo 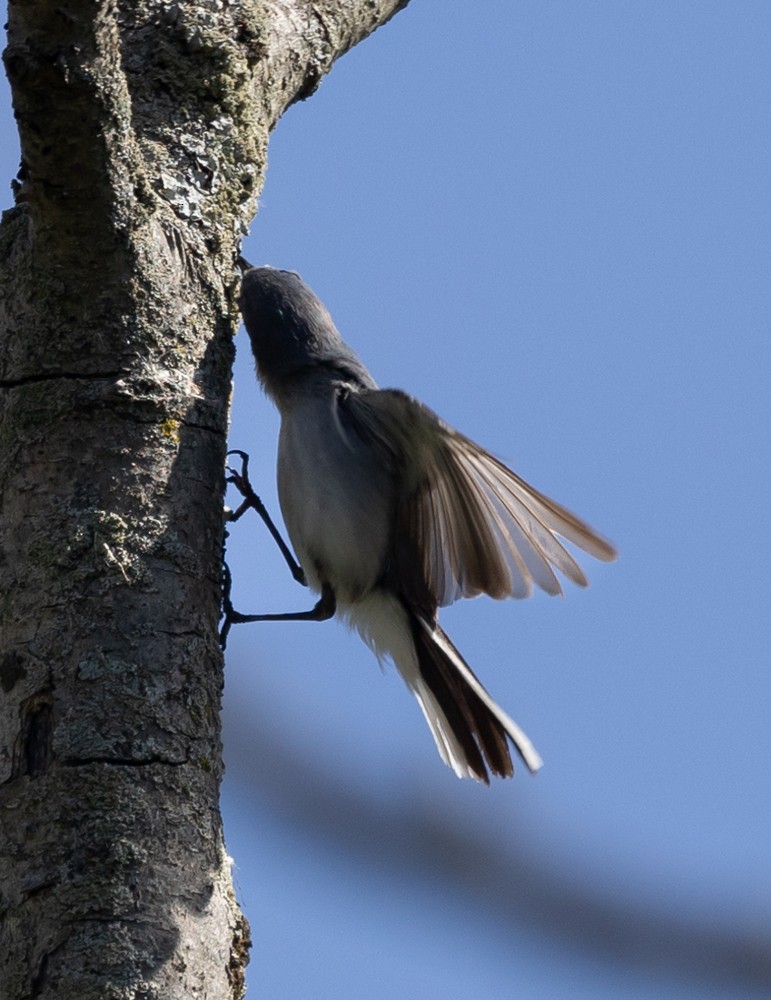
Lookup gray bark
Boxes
[0,1,410,997]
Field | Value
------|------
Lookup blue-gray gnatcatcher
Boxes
[238,265,616,783]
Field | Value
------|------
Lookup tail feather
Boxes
[346,590,542,782]
[409,678,485,780]
[409,610,543,783]
[410,651,497,782]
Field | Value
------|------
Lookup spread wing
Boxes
[340,387,616,607]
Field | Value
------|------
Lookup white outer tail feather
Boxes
[415,614,544,774]
[411,678,478,780]
[345,591,543,780]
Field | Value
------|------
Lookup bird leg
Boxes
[221,449,333,648]
[225,449,306,585]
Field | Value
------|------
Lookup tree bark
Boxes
[0,1,410,996]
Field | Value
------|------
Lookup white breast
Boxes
[276,391,392,604]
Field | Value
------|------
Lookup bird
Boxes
[236,264,616,783]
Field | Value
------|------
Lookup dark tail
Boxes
[408,608,543,783]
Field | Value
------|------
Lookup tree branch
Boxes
[0,0,412,996]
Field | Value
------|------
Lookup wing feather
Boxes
[340,387,616,607]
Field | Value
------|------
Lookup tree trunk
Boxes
[0,1,410,996]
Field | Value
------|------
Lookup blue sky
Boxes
[2,2,770,997]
